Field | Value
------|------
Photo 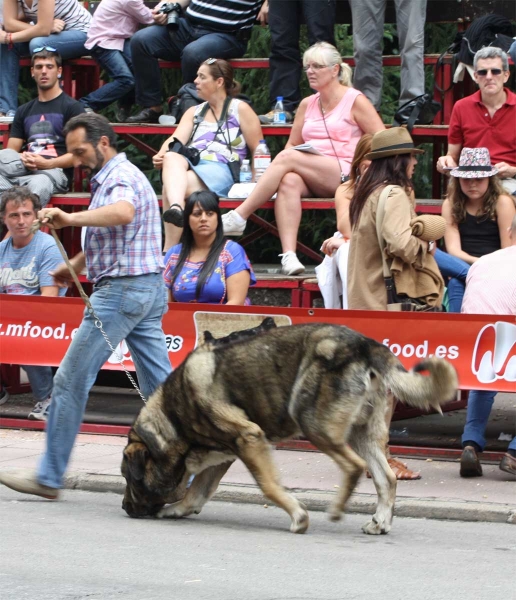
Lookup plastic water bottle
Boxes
[273,96,286,124]
[239,159,252,183]
[253,139,271,182]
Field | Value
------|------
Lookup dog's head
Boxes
[121,401,189,518]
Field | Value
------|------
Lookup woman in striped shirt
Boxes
[0,0,91,119]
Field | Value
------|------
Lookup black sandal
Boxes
[162,203,184,227]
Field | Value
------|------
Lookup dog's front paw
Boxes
[327,505,343,522]
[361,516,390,535]
[157,501,197,519]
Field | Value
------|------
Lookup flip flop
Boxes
[366,457,422,480]
[162,203,184,227]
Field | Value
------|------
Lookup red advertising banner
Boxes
[1,295,515,392]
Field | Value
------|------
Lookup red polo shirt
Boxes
[448,88,516,166]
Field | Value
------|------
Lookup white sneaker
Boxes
[0,110,16,123]
[222,210,247,236]
[28,397,51,421]
[279,251,305,276]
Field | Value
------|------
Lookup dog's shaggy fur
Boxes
[122,323,458,534]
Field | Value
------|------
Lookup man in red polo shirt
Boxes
[437,47,516,195]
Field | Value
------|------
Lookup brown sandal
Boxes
[366,457,421,480]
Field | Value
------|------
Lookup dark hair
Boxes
[348,133,373,190]
[31,49,62,68]
[170,191,226,300]
[349,154,414,229]
[0,186,41,219]
[447,175,504,224]
[63,113,117,147]
[203,58,241,97]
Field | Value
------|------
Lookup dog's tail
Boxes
[384,357,459,415]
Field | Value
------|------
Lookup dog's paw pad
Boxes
[327,510,342,522]
[290,511,309,534]
[362,518,389,535]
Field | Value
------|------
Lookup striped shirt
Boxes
[186,0,262,33]
[85,153,163,283]
[18,0,91,32]
[462,246,516,316]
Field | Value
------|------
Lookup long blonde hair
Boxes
[447,176,504,224]
[303,42,353,86]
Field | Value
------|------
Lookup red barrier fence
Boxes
[1,295,515,392]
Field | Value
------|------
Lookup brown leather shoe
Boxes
[460,446,483,477]
[0,469,59,499]
[499,453,516,476]
[126,107,162,124]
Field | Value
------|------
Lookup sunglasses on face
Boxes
[32,46,58,53]
[475,68,503,77]
[303,63,330,72]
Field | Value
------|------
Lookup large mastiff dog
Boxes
[122,323,458,534]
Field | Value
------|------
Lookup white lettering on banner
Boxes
[382,339,459,360]
[1,321,71,339]
[106,334,184,365]
[472,321,516,384]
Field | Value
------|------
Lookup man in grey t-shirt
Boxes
[0,186,66,419]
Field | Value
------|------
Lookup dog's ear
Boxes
[135,403,180,459]
[203,330,215,344]
[124,442,148,481]
[261,317,277,331]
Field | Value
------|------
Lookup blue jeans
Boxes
[462,390,516,453]
[22,365,53,401]
[80,41,135,111]
[130,19,247,107]
[0,30,88,113]
[37,273,172,489]
[433,248,470,313]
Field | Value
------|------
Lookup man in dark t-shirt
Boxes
[0,49,85,206]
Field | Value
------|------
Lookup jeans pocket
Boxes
[120,285,153,318]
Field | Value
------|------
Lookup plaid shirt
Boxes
[84,153,163,283]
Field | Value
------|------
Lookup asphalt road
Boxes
[1,488,514,600]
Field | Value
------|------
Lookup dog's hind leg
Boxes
[351,434,397,535]
[158,460,234,520]
[319,444,367,522]
[237,430,309,534]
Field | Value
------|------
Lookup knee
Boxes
[162,151,187,170]
[28,178,54,205]
[274,148,299,169]
[181,43,208,70]
[277,172,304,199]
[131,28,153,54]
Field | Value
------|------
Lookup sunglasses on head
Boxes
[475,68,503,77]
[32,46,58,53]
[203,58,225,79]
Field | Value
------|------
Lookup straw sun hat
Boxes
[365,127,425,160]
[450,147,499,178]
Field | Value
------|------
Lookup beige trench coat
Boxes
[347,185,430,310]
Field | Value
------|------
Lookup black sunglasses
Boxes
[203,58,225,80]
[475,68,503,77]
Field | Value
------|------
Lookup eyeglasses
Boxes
[475,68,503,77]
[303,63,330,72]
[32,46,57,53]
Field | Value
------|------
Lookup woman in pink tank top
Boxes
[222,42,384,275]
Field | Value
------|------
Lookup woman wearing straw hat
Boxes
[347,127,439,480]
[434,147,515,313]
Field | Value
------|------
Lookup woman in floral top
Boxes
[163,191,256,304]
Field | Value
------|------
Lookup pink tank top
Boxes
[301,88,363,175]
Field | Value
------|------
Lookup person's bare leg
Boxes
[235,150,341,220]
[274,173,310,253]
[385,393,421,480]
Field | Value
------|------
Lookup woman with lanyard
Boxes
[221,42,383,276]
[153,58,262,253]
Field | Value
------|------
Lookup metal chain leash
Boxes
[31,218,147,404]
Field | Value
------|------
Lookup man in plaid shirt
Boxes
[0,114,172,500]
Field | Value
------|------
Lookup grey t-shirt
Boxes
[0,231,66,296]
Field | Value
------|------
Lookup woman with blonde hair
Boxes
[153,58,262,251]
[316,133,372,308]
[223,41,384,275]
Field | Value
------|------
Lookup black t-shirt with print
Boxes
[11,93,85,158]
